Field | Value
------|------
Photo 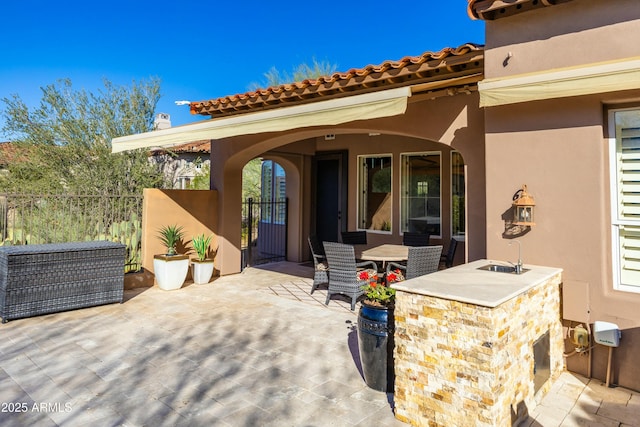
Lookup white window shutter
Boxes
[619,126,640,218]
[615,114,640,289]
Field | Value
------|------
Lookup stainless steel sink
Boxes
[477,264,529,274]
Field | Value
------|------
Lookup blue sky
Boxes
[0,1,484,137]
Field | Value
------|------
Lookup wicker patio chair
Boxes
[386,245,443,285]
[323,241,378,310]
[308,234,326,258]
[402,232,431,247]
[440,238,459,269]
[340,231,367,245]
[308,236,328,294]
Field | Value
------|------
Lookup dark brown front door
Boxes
[314,151,347,244]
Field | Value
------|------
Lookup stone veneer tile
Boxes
[394,274,563,426]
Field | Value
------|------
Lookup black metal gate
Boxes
[241,197,288,269]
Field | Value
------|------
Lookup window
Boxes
[451,152,466,238]
[179,177,191,189]
[401,153,441,236]
[358,155,392,231]
[261,160,286,224]
[610,108,640,292]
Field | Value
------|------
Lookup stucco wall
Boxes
[484,93,640,391]
[312,134,463,249]
[483,0,640,79]
[482,0,640,391]
[141,189,218,283]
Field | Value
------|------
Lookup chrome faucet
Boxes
[509,240,523,274]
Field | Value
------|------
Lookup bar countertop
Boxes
[391,259,563,308]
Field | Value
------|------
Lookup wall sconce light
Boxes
[512,185,535,226]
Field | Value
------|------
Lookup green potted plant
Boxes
[357,271,396,392]
[153,225,189,291]
[191,233,215,284]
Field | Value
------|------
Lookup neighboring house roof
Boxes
[150,140,211,156]
[0,142,23,167]
[191,43,484,118]
[467,0,575,21]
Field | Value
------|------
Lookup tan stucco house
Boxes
[149,140,211,189]
[113,0,640,392]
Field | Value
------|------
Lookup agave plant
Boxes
[192,233,213,261]
[157,225,184,256]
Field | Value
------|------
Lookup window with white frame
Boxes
[451,151,466,238]
[610,108,640,292]
[357,155,392,231]
[401,152,441,236]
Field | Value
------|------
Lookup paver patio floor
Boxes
[0,261,638,426]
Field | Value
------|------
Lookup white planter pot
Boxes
[153,255,189,290]
[191,259,215,284]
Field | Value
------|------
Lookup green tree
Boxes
[249,58,338,91]
[188,160,210,190]
[0,78,165,194]
[242,158,262,200]
[187,157,262,199]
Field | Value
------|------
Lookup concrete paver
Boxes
[0,261,637,426]
[527,371,640,427]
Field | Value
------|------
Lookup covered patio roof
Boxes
[111,43,483,153]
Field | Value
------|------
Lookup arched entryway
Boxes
[241,159,288,268]
[210,92,485,276]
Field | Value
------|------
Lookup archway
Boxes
[211,93,485,275]
[241,159,288,268]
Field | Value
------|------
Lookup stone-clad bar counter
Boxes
[391,259,563,426]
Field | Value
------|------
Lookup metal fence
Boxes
[0,193,143,273]
[241,197,288,269]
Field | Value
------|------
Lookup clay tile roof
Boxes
[150,140,210,155]
[191,42,484,118]
[467,0,575,21]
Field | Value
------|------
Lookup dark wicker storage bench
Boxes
[0,241,126,323]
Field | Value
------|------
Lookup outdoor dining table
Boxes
[355,244,409,263]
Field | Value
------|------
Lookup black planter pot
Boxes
[357,302,394,392]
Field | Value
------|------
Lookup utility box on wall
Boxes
[562,280,590,323]
[593,321,621,347]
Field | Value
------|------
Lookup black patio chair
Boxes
[308,236,328,294]
[402,232,431,247]
[341,231,367,245]
[386,245,443,285]
[440,238,459,269]
[323,241,377,310]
